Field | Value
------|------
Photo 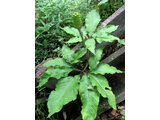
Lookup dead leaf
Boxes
[111,109,116,116]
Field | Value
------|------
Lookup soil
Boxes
[35,100,125,120]
[103,39,125,58]
[95,101,125,120]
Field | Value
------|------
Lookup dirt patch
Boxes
[95,101,125,120]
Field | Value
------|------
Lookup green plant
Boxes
[37,10,124,120]
[98,0,109,6]
[35,0,97,65]
[98,0,125,21]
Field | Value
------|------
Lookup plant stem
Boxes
[78,28,90,60]
[78,28,89,73]
[78,28,85,46]
[73,67,81,72]
[82,62,88,73]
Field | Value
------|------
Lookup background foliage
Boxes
[98,0,124,20]
[35,0,97,65]
[35,0,124,65]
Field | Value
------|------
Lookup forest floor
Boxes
[95,101,125,120]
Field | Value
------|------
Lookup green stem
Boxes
[82,62,88,73]
[72,67,81,72]
[78,28,85,46]
[78,28,90,72]
[78,28,89,60]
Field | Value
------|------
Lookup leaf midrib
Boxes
[90,75,107,97]
[58,78,77,106]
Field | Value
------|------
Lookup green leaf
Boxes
[43,40,48,48]
[106,90,117,110]
[62,26,79,36]
[79,74,100,120]
[37,72,50,88]
[61,45,75,64]
[104,25,118,33]
[85,38,95,54]
[91,64,122,75]
[89,48,103,71]
[93,28,106,38]
[47,76,80,117]
[88,74,117,110]
[85,10,101,35]
[46,67,73,79]
[73,48,87,63]
[37,67,73,88]
[88,74,111,97]
[117,39,125,46]
[95,33,120,43]
[98,0,108,6]
[93,28,108,43]
[42,58,71,68]
[66,37,82,43]
[94,26,121,44]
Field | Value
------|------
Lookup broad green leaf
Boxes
[85,38,95,54]
[104,25,119,33]
[73,48,87,63]
[88,73,111,97]
[93,28,108,43]
[85,10,101,35]
[61,45,75,64]
[42,58,71,68]
[37,72,50,88]
[89,48,103,71]
[37,67,73,88]
[94,27,121,44]
[79,74,100,120]
[106,90,117,110]
[47,76,80,117]
[94,25,118,38]
[88,74,117,110]
[91,64,122,75]
[66,37,82,43]
[96,34,120,44]
[46,67,73,79]
[94,27,106,36]
[93,29,105,40]
[117,39,125,46]
[98,0,108,6]
[62,26,79,36]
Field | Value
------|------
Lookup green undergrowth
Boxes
[98,0,125,21]
[35,0,97,65]
[35,0,124,65]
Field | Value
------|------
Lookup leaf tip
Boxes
[47,114,52,118]
[36,85,40,89]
